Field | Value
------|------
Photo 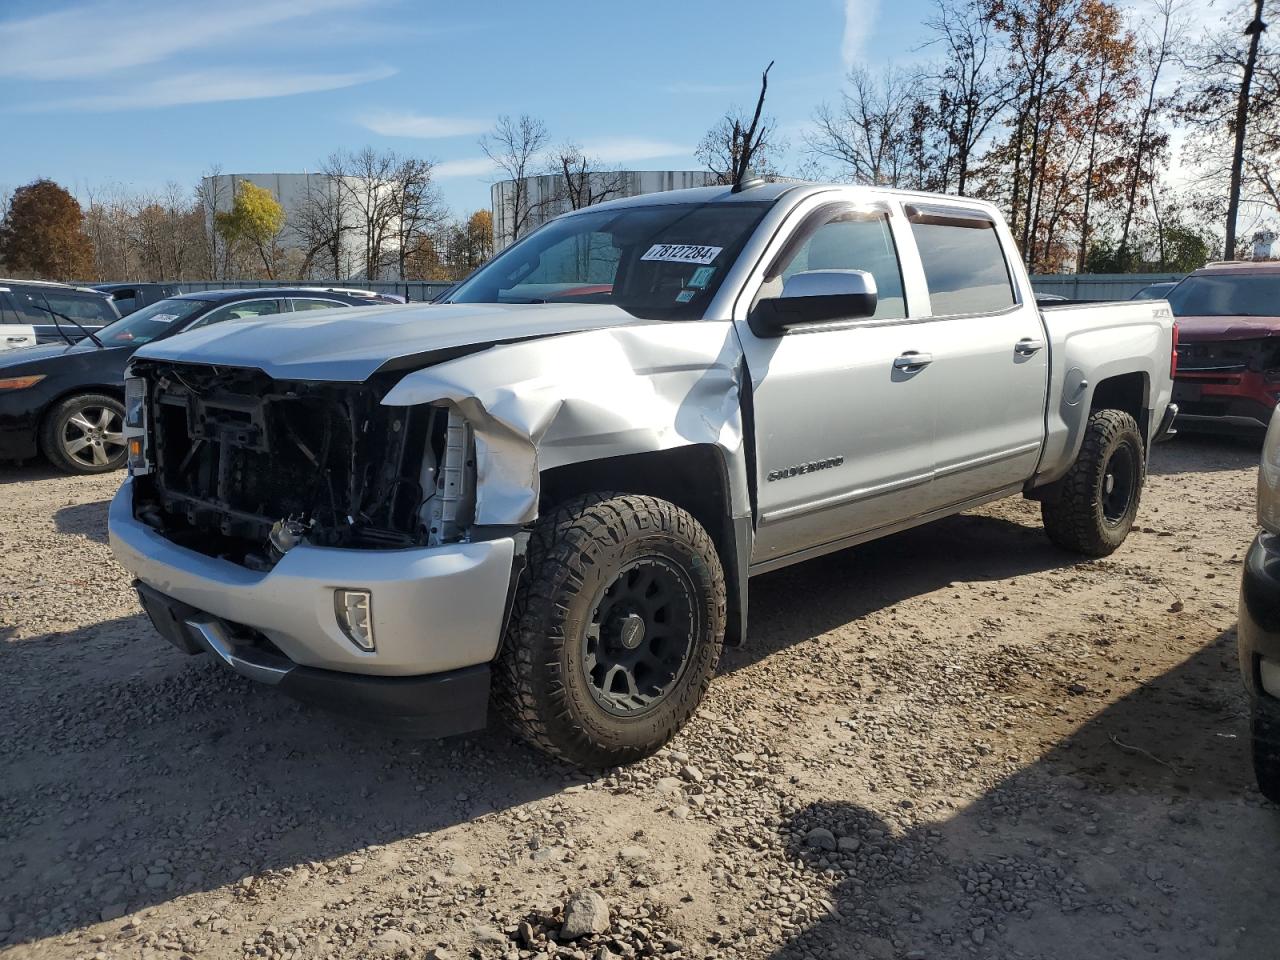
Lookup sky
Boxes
[0,0,941,216]
[0,0,1230,218]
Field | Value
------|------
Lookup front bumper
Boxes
[134,581,491,735]
[109,478,517,678]
[1173,372,1277,433]
[0,393,41,460]
[1238,531,1280,707]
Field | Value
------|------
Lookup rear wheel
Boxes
[1041,409,1145,557]
[41,393,127,475]
[495,493,726,768]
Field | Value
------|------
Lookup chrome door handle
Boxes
[893,351,933,370]
[6,337,28,344]
[1015,337,1045,355]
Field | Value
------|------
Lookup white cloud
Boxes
[36,66,395,112]
[581,137,691,163]
[360,110,490,139]
[841,0,880,72]
[0,0,373,80]
[434,157,499,179]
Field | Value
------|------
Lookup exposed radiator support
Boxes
[426,407,475,545]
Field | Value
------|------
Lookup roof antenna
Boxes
[731,60,774,193]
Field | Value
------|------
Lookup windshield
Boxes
[96,298,209,345]
[1166,274,1280,317]
[446,201,772,321]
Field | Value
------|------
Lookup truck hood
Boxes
[1175,314,1280,342]
[132,302,648,381]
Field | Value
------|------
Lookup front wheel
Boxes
[40,393,127,475]
[1041,408,1145,557]
[495,493,726,768]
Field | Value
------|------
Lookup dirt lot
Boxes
[2,435,1278,960]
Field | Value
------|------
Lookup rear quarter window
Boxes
[910,216,1016,316]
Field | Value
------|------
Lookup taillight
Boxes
[1171,323,1179,379]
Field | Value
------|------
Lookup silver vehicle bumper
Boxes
[108,479,517,677]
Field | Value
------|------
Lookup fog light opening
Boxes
[335,589,375,652]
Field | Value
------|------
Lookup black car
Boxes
[1242,409,1280,803]
[0,288,387,474]
[1244,412,1280,803]
[93,282,184,317]
[2,279,121,345]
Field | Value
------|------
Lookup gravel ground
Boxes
[2,435,1278,960]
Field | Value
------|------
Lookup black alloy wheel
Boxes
[582,557,697,717]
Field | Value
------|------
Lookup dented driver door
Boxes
[734,197,938,570]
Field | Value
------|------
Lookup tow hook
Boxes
[267,517,311,561]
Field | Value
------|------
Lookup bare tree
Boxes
[696,61,777,186]
[78,180,206,281]
[330,148,403,280]
[808,66,931,187]
[925,0,1014,194]
[1116,0,1182,263]
[1180,0,1280,255]
[547,142,629,211]
[1226,0,1268,256]
[81,182,135,281]
[193,166,229,279]
[1072,4,1142,271]
[292,170,352,280]
[390,156,446,280]
[480,115,549,246]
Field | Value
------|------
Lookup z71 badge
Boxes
[767,456,844,482]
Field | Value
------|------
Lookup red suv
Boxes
[1170,261,1280,433]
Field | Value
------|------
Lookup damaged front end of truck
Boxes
[110,317,755,747]
[125,360,477,570]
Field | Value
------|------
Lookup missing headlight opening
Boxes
[128,360,474,569]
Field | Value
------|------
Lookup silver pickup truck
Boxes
[109,182,1177,767]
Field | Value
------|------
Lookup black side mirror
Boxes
[749,269,878,338]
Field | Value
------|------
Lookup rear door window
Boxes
[10,289,51,323]
[109,289,139,314]
[42,292,117,324]
[290,298,351,311]
[908,207,1016,315]
[191,299,283,328]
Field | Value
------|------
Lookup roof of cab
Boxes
[1193,260,1280,276]
[572,181,808,213]
[561,179,1005,218]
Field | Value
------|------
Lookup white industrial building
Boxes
[200,172,388,280]
[490,170,719,250]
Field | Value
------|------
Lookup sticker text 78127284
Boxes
[640,244,723,265]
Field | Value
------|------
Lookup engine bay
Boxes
[129,360,466,568]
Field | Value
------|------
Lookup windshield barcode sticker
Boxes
[641,243,723,265]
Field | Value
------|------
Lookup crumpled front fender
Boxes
[380,321,749,526]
